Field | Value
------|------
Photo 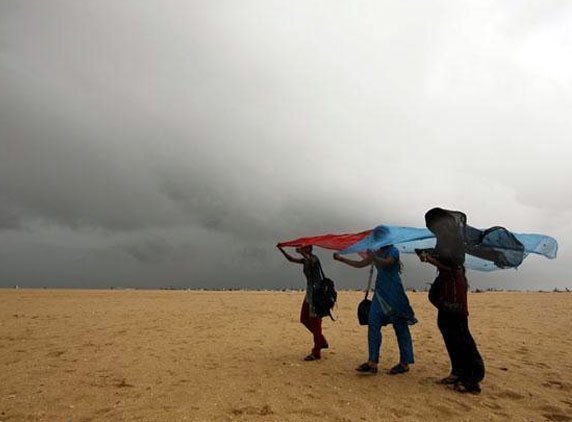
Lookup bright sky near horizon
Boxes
[1,1,570,290]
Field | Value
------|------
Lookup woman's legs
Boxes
[300,300,327,358]
[438,311,484,391]
[437,311,463,378]
[300,300,312,331]
[364,301,414,374]
[456,316,485,391]
[367,296,384,365]
[393,320,414,365]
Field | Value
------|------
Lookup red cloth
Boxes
[428,268,469,316]
[278,230,373,251]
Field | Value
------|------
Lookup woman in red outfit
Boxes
[277,245,328,361]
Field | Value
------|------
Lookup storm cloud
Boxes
[1,1,570,290]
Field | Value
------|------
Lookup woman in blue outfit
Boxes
[334,245,417,374]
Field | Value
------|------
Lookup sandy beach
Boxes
[1,289,571,422]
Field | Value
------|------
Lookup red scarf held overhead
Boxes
[277,230,373,251]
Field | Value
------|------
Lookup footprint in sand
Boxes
[540,405,572,422]
[426,403,459,417]
[482,401,510,418]
[497,390,526,400]
[543,413,572,421]
[45,350,66,358]
[542,380,572,392]
[231,405,273,416]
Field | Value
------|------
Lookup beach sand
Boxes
[1,289,571,422]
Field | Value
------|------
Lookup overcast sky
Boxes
[1,1,570,291]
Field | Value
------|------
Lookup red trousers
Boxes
[300,300,327,357]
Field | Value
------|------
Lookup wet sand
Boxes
[1,289,571,421]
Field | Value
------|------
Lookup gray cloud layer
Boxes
[1,1,570,290]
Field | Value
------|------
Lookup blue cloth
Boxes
[368,293,415,364]
[372,246,417,325]
[340,224,558,272]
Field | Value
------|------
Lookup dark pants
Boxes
[300,300,327,357]
[437,311,485,390]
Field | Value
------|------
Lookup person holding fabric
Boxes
[333,245,417,375]
[277,244,329,361]
[418,207,485,394]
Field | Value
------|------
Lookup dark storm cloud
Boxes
[0,197,24,230]
[0,0,375,240]
[1,1,570,289]
[115,236,176,264]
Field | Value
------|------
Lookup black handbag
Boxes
[357,264,374,325]
[357,297,371,325]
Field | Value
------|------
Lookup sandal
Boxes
[440,374,460,385]
[448,381,481,395]
[304,354,320,361]
[355,362,378,374]
[388,364,410,375]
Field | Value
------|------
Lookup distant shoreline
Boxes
[1,286,571,293]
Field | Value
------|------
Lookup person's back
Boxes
[373,246,414,322]
[277,244,329,361]
[302,254,321,285]
[373,246,401,292]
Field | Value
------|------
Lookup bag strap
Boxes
[317,259,326,281]
[364,263,374,300]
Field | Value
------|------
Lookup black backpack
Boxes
[312,263,337,320]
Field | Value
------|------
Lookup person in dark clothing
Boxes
[418,207,485,394]
[277,244,328,361]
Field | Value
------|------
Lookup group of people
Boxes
[277,207,485,395]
